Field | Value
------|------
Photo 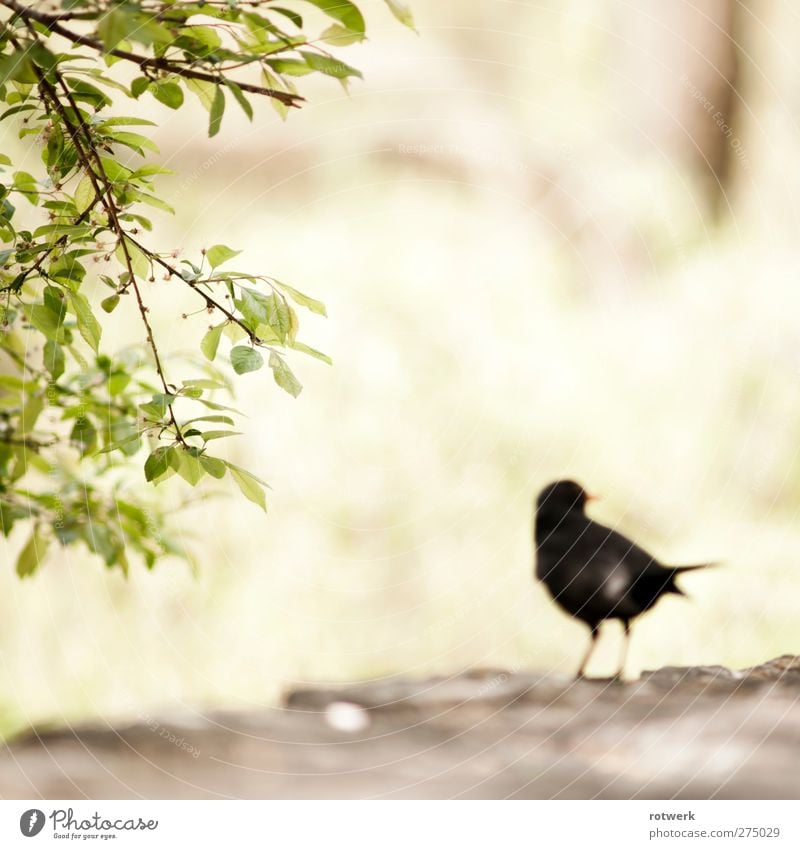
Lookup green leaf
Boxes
[43,340,65,379]
[301,51,363,79]
[28,303,65,341]
[97,7,139,50]
[274,297,293,342]
[226,461,269,488]
[201,323,226,361]
[68,78,112,110]
[174,448,205,486]
[269,351,302,397]
[300,0,365,36]
[98,117,158,129]
[201,430,241,441]
[383,0,417,29]
[186,78,216,111]
[133,191,175,215]
[17,527,49,577]
[208,86,225,137]
[115,237,149,279]
[0,376,35,392]
[236,286,271,328]
[186,25,222,51]
[0,501,23,537]
[109,131,159,155]
[108,372,131,395]
[140,393,176,421]
[0,50,37,85]
[261,71,290,121]
[267,59,314,77]
[207,244,241,269]
[144,446,174,482]
[20,394,45,434]
[132,191,175,215]
[130,162,175,176]
[131,77,150,98]
[48,254,86,287]
[13,171,38,205]
[194,397,244,414]
[122,213,151,231]
[70,416,97,456]
[182,378,226,390]
[28,43,58,75]
[34,223,92,240]
[230,345,264,375]
[99,156,132,183]
[67,344,88,372]
[74,175,95,214]
[152,81,184,109]
[291,339,332,365]
[140,402,165,420]
[101,294,120,313]
[43,124,64,173]
[200,455,227,479]
[320,24,365,46]
[82,524,124,569]
[98,431,141,454]
[184,414,235,427]
[271,6,303,28]
[69,291,102,352]
[228,465,267,511]
[226,81,253,120]
[274,280,327,316]
[43,285,65,317]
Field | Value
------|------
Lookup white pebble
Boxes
[324,701,370,733]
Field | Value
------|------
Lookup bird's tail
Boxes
[673,562,717,574]
[669,562,717,595]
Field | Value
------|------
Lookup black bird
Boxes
[534,479,710,679]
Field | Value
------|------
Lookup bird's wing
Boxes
[578,519,679,616]
[544,519,645,619]
[580,519,662,574]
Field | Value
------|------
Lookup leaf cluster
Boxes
[0,0,414,576]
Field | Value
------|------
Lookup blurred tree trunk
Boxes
[611,0,743,214]
[542,0,745,299]
[728,0,800,246]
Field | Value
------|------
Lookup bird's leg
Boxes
[614,620,631,682]
[577,625,600,679]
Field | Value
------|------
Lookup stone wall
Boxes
[1,657,798,799]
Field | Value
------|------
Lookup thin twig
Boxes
[22,35,187,444]
[128,239,265,345]
[0,0,303,106]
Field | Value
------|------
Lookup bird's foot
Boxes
[575,671,604,682]
[575,672,628,684]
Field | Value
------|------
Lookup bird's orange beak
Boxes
[585,492,600,502]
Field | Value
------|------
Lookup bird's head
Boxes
[535,479,595,524]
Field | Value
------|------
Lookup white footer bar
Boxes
[0,799,795,848]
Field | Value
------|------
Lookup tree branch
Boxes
[24,40,188,445]
[127,238,267,347]
[0,0,304,107]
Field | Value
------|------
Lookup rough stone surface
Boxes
[1,658,799,799]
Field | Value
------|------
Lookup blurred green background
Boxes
[2,0,800,736]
